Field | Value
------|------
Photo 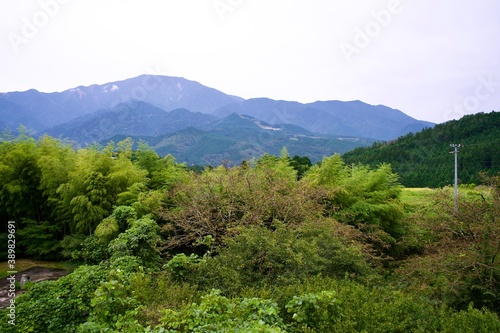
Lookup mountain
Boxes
[46,101,218,144]
[0,74,437,165]
[104,113,374,166]
[342,111,500,187]
[214,98,434,140]
[0,75,243,131]
[0,98,45,133]
[0,75,433,141]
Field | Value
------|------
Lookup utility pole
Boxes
[449,144,462,213]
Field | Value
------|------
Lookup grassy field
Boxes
[0,259,73,279]
[400,187,436,207]
[400,185,492,208]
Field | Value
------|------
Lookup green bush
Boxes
[159,289,285,332]
[441,305,500,332]
[192,220,373,295]
[239,277,491,333]
[6,265,107,333]
[395,179,500,312]
[83,268,143,328]
[108,216,161,268]
[18,219,63,259]
[166,253,202,281]
[286,290,342,332]
[61,234,109,264]
[79,264,200,332]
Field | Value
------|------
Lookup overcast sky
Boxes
[1,0,499,123]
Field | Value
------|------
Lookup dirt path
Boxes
[0,266,68,309]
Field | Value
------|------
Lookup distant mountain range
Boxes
[47,101,218,144]
[0,75,242,131]
[0,75,434,165]
[100,112,374,165]
[214,98,433,141]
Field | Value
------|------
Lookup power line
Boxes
[449,144,462,213]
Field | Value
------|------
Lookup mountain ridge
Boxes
[214,98,434,140]
[45,100,219,144]
[102,112,374,166]
[0,74,436,165]
[0,75,243,130]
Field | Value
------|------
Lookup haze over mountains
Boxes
[0,75,434,165]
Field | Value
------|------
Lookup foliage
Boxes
[134,142,190,190]
[94,216,120,244]
[108,216,161,268]
[289,155,312,179]
[166,253,203,281]
[82,267,145,330]
[3,265,107,333]
[343,111,500,187]
[158,157,326,251]
[440,305,500,332]
[395,175,500,311]
[2,133,500,331]
[286,290,342,331]
[188,221,374,295]
[159,289,285,332]
[94,206,137,244]
[303,155,405,253]
[18,219,63,259]
[0,136,43,222]
[61,234,109,264]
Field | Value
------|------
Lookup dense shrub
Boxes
[108,216,161,268]
[158,161,328,252]
[0,265,107,333]
[395,177,500,311]
[169,220,374,295]
[159,290,285,333]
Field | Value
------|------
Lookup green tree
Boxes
[108,216,161,268]
[159,159,323,252]
[303,155,405,250]
[56,139,146,236]
[290,155,312,179]
[94,206,137,244]
[0,136,43,223]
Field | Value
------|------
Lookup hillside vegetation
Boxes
[1,134,499,332]
[343,111,500,188]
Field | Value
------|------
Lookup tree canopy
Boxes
[1,133,499,332]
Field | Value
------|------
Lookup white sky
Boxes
[1,0,499,123]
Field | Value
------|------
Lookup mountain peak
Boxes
[1,75,435,165]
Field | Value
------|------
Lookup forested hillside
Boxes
[343,111,500,188]
[1,133,499,332]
